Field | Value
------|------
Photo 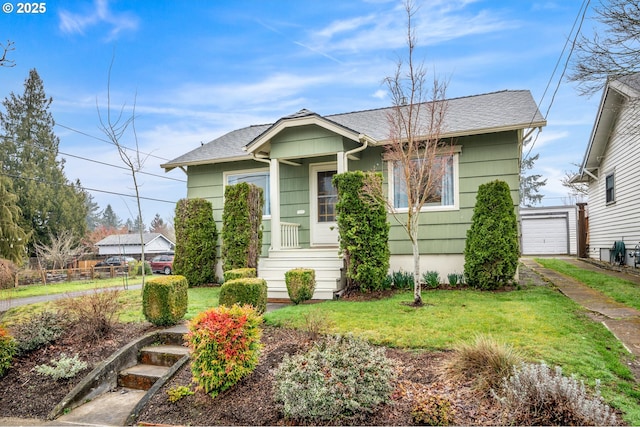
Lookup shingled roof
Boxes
[162,89,545,171]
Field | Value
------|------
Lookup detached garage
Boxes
[519,206,577,255]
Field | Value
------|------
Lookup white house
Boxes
[95,233,175,259]
[574,74,640,264]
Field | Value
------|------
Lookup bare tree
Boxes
[97,58,148,287]
[569,0,640,95]
[367,0,451,306]
[561,164,589,200]
[34,230,86,270]
[0,41,15,68]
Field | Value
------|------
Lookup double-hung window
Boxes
[225,169,270,216]
[390,153,457,211]
[605,172,615,204]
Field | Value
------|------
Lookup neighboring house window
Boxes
[226,170,270,216]
[390,154,457,210]
[605,172,615,204]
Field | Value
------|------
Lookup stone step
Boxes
[139,344,189,367]
[118,363,171,390]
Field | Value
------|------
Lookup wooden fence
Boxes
[16,265,131,286]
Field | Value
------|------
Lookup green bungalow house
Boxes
[162,90,546,299]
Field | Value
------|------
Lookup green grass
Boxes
[535,258,640,311]
[0,276,145,300]
[263,287,640,425]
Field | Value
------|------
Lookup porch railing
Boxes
[281,222,301,249]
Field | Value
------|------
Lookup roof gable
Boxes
[162,90,545,171]
[95,233,175,247]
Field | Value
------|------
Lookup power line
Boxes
[0,170,178,205]
[524,0,591,161]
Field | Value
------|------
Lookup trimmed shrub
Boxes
[143,275,188,326]
[448,334,523,394]
[174,198,218,287]
[464,180,519,290]
[274,334,396,423]
[285,268,316,304]
[34,353,87,380]
[223,268,256,283]
[219,277,267,314]
[495,362,617,426]
[333,172,390,293]
[11,311,67,355]
[186,304,262,398]
[412,393,455,426]
[222,182,264,271]
[0,326,16,377]
[0,258,17,289]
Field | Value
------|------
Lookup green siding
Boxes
[183,129,521,257]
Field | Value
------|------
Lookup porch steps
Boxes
[118,344,189,390]
[259,249,344,300]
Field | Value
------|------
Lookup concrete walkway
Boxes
[521,257,640,358]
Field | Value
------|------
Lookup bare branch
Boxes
[0,40,15,68]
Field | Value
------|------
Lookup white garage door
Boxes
[521,215,568,255]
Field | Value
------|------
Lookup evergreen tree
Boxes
[128,213,145,233]
[0,174,29,264]
[101,204,121,229]
[84,192,101,231]
[520,153,547,207]
[149,213,169,236]
[0,69,87,252]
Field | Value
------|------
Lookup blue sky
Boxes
[1,0,601,226]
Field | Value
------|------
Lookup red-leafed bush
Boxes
[186,304,262,398]
[0,326,17,377]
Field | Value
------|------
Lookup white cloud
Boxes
[58,0,139,41]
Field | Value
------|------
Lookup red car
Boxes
[150,255,174,275]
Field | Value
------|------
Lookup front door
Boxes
[310,163,339,246]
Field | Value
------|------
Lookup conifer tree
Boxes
[0,69,87,253]
[0,174,29,263]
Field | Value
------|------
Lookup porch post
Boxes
[337,151,346,173]
[270,158,281,250]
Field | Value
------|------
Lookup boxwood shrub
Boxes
[219,277,267,314]
[143,275,189,326]
[223,268,256,283]
[285,268,315,304]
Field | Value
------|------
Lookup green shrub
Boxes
[447,273,459,287]
[0,326,16,377]
[223,268,256,283]
[143,275,189,326]
[274,334,396,423]
[390,270,414,290]
[173,198,218,287]
[333,172,390,293]
[34,353,87,380]
[412,393,455,426]
[186,304,262,398]
[134,261,152,276]
[285,268,316,304]
[495,362,617,426]
[219,277,267,314]
[11,311,67,355]
[448,334,523,394]
[167,385,194,403]
[222,182,264,271]
[422,271,440,289]
[464,180,519,290]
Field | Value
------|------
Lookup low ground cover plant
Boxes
[411,392,455,426]
[274,334,396,423]
[186,304,262,398]
[10,311,66,355]
[494,362,618,426]
[34,353,87,380]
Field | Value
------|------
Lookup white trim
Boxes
[223,167,271,219]
[387,153,460,213]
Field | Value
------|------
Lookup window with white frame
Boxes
[390,154,457,210]
[226,170,270,216]
[605,172,615,204]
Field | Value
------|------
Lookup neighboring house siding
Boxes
[586,98,640,261]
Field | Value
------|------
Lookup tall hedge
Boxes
[173,198,218,287]
[464,180,519,290]
[222,182,263,272]
[333,171,390,292]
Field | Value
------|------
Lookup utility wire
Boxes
[524,0,591,161]
[0,170,178,204]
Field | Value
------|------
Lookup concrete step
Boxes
[139,344,189,367]
[118,364,171,390]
